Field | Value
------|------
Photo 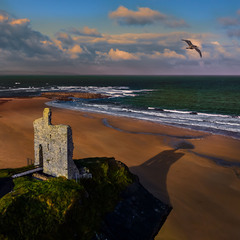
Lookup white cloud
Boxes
[211,41,232,58]
[70,32,208,48]
[228,29,240,38]
[67,44,83,59]
[0,11,65,68]
[1,10,240,75]
[218,10,240,38]
[96,48,186,62]
[109,6,165,25]
[0,11,30,26]
[97,48,140,61]
[52,39,63,50]
[150,49,186,59]
[218,17,239,27]
[10,18,30,25]
[66,26,101,37]
[109,6,188,28]
[0,14,8,22]
[82,26,100,36]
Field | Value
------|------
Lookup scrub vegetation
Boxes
[0,157,135,240]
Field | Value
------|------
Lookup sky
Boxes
[0,0,240,75]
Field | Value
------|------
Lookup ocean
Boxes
[0,75,240,139]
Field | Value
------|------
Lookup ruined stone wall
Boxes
[33,108,79,179]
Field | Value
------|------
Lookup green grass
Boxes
[0,165,35,178]
[0,176,84,240]
[0,157,135,240]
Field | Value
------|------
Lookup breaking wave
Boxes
[46,99,240,139]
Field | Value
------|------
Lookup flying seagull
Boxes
[182,39,202,58]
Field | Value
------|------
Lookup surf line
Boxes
[102,118,208,140]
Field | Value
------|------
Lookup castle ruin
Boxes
[33,108,80,179]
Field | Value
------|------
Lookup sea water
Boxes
[0,75,240,139]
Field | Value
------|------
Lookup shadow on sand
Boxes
[130,149,184,206]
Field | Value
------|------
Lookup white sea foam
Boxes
[46,98,240,139]
[0,85,154,101]
[1,83,239,138]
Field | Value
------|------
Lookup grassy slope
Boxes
[0,158,134,240]
[0,165,35,178]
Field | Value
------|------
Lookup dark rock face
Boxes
[94,179,171,240]
[190,111,198,115]
[0,178,14,198]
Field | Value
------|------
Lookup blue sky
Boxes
[0,0,240,75]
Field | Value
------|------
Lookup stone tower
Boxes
[33,108,80,179]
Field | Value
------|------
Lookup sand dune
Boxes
[0,97,240,240]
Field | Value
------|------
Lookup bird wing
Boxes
[195,48,202,58]
[182,39,193,46]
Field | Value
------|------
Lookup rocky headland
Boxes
[41,92,108,101]
[0,157,171,240]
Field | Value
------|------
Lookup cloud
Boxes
[96,48,186,62]
[149,49,186,59]
[71,31,205,48]
[52,39,63,50]
[218,17,239,27]
[0,12,90,67]
[10,18,30,25]
[0,11,210,72]
[109,6,165,25]
[109,6,189,28]
[218,9,240,27]
[67,26,101,37]
[165,19,189,28]
[1,9,240,75]
[97,48,140,61]
[0,10,9,22]
[211,41,232,58]
[0,14,8,22]
[109,48,140,60]
[67,44,83,59]
[0,11,67,71]
[228,29,240,38]
[218,9,240,38]
[55,32,74,47]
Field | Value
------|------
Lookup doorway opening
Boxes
[39,144,43,167]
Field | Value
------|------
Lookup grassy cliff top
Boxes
[0,157,134,240]
[0,165,36,178]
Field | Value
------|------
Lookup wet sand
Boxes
[0,97,240,240]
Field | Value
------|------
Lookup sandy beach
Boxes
[0,97,240,240]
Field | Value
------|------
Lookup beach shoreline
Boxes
[1,97,240,240]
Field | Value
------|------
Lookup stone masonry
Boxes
[33,108,80,179]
